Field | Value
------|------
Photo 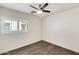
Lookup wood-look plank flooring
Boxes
[2,41,79,55]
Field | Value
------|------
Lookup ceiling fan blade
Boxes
[40,3,48,10]
[30,5,38,10]
[42,10,50,13]
[31,11,36,14]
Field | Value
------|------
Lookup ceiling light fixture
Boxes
[37,10,43,14]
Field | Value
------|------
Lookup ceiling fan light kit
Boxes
[36,10,43,14]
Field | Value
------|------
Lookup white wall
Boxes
[43,7,79,53]
[0,7,42,54]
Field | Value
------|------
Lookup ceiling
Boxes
[0,3,79,17]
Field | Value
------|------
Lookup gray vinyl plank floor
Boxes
[2,41,79,55]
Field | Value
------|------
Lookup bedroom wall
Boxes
[0,7,42,54]
[43,7,79,53]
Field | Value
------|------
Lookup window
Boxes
[11,20,17,31]
[4,20,12,32]
[1,16,29,34]
[19,21,26,31]
[2,19,18,33]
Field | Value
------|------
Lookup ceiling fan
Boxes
[30,3,51,14]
